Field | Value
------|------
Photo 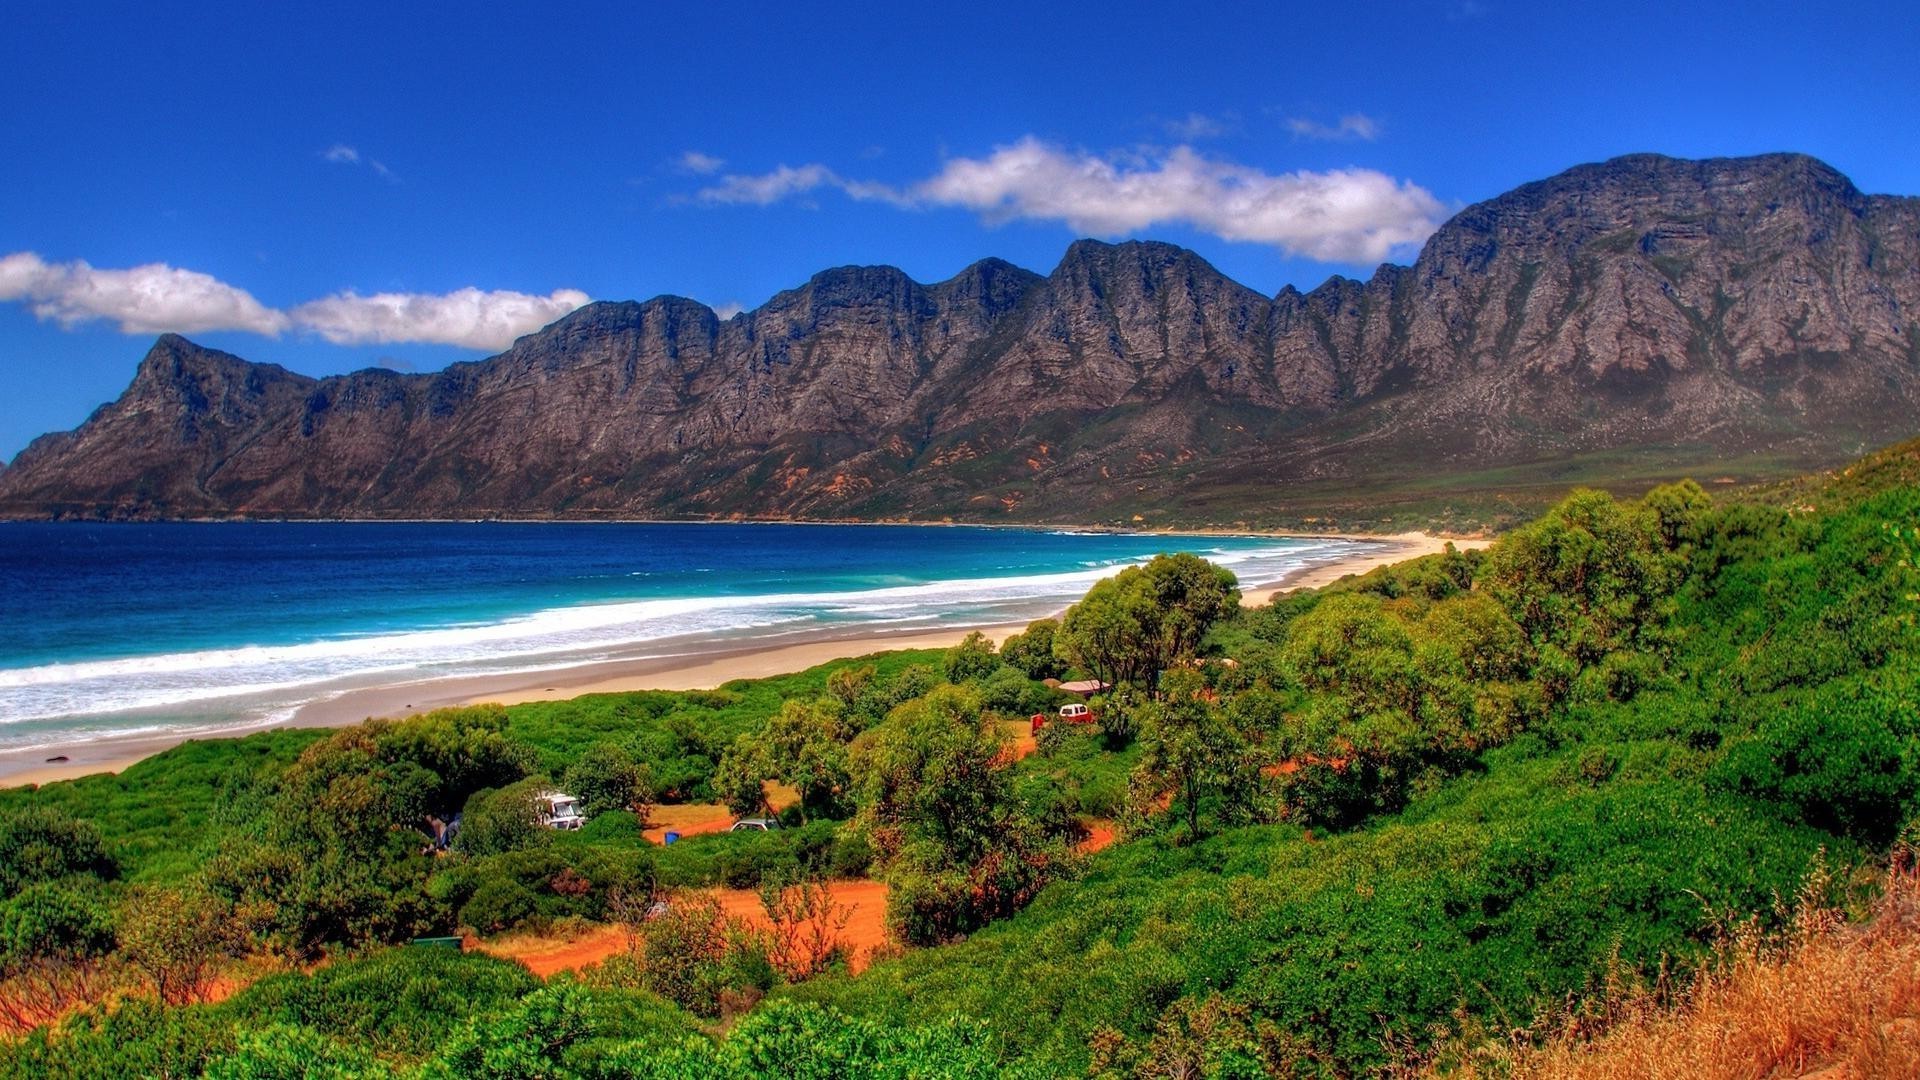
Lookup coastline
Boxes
[0,530,1481,789]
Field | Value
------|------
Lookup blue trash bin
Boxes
[663,830,679,845]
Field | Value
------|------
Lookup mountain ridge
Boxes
[4,151,1918,529]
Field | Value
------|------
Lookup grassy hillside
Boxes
[2,438,1915,1077]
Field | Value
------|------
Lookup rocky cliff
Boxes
[4,153,1917,527]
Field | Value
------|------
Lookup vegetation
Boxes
[2,441,1917,1076]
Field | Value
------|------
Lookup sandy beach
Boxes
[1,530,1483,788]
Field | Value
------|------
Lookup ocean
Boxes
[0,522,1365,758]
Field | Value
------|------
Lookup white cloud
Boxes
[694,163,916,209]
[0,251,589,350]
[695,163,841,205]
[677,150,726,175]
[711,301,745,320]
[919,139,1441,263]
[0,252,289,335]
[291,287,591,350]
[1163,112,1231,140]
[1284,113,1381,142]
[324,144,399,182]
[689,137,1444,263]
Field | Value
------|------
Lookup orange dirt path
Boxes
[711,880,892,971]
[1078,819,1117,854]
[640,783,798,844]
[478,879,893,979]
[641,802,734,845]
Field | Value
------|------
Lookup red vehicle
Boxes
[1031,703,1096,734]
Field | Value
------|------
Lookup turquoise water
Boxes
[0,522,1365,753]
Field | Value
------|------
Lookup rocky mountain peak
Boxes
[4,151,1917,524]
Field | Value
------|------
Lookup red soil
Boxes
[479,923,634,979]
[1078,820,1118,854]
[479,879,893,979]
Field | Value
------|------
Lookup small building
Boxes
[1057,679,1110,696]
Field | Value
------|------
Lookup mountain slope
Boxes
[4,152,1918,526]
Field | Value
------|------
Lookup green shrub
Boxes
[0,805,116,896]
[460,879,539,935]
[224,947,538,1060]
[0,880,115,970]
[1712,684,1917,843]
[944,630,1003,683]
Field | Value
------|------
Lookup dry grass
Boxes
[1442,856,1920,1080]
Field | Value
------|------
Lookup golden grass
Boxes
[1442,857,1920,1080]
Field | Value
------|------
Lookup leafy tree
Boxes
[118,884,240,1005]
[999,617,1067,680]
[1129,669,1252,838]
[455,779,548,857]
[714,698,854,821]
[825,663,876,708]
[1482,488,1682,697]
[853,686,1066,943]
[561,742,655,820]
[944,630,1002,683]
[1280,592,1419,719]
[1057,554,1239,691]
[758,699,854,821]
[713,735,774,818]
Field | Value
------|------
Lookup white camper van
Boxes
[537,791,586,830]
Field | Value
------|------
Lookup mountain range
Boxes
[3,152,1917,528]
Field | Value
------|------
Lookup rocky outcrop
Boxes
[4,152,1918,525]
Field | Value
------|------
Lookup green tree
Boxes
[762,699,854,821]
[1057,554,1240,691]
[999,617,1067,680]
[561,742,655,820]
[118,884,240,1005]
[455,780,548,857]
[944,630,1003,683]
[1482,488,1682,697]
[853,686,1065,943]
[1130,670,1249,838]
[713,735,774,818]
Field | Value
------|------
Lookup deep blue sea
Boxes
[0,522,1364,756]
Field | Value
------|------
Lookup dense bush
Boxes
[224,948,538,1060]
[1712,680,1918,843]
[0,805,116,896]
[999,617,1067,680]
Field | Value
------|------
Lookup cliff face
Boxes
[4,152,1918,525]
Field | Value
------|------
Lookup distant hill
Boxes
[3,152,1918,528]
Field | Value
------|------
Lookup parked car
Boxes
[536,791,586,830]
[1032,702,1097,733]
[730,816,781,832]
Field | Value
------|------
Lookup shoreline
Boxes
[0,531,1481,789]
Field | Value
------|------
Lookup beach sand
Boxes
[1,530,1484,788]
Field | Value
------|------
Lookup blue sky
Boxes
[3,0,1917,460]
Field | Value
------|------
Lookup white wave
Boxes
[0,537,1361,730]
